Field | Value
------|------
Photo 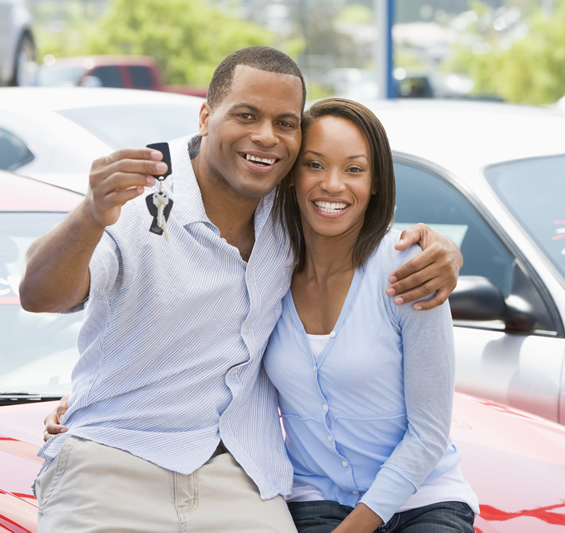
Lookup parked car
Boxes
[0,0,36,86]
[361,99,565,424]
[0,87,203,192]
[36,55,208,97]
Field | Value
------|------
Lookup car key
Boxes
[154,190,169,228]
[145,142,173,240]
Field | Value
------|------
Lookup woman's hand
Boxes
[387,223,463,310]
[331,503,383,533]
[43,396,70,442]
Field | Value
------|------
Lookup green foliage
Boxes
[336,4,373,24]
[280,37,306,62]
[35,2,96,59]
[308,81,335,100]
[395,49,425,70]
[37,0,272,86]
[450,1,565,105]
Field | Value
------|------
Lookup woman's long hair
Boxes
[274,98,396,271]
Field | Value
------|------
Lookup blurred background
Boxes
[3,0,565,105]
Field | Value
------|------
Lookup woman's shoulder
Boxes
[366,228,423,274]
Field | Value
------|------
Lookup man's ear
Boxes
[199,102,212,137]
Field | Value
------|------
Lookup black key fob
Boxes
[147,142,172,180]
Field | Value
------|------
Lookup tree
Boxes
[450,0,565,105]
[38,0,272,86]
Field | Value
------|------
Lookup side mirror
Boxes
[449,273,541,332]
[449,276,506,322]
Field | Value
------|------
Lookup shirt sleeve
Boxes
[61,198,143,314]
[61,231,122,314]
[359,243,455,524]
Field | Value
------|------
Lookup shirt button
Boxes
[312,365,317,372]
[322,404,328,411]
[328,435,333,442]
[221,237,227,243]
[330,331,336,337]
[352,491,358,495]
[342,461,348,467]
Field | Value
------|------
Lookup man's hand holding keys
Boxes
[83,148,166,229]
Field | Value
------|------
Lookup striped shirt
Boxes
[37,134,295,499]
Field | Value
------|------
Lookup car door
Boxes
[392,157,565,423]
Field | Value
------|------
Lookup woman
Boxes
[264,98,478,533]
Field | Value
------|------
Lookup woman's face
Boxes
[292,115,375,240]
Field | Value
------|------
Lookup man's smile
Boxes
[239,151,281,172]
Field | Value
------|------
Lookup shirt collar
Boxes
[167,133,277,237]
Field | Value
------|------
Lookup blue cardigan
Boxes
[263,229,461,523]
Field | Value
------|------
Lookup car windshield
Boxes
[485,155,565,285]
[0,212,82,397]
[37,65,86,87]
[56,104,200,149]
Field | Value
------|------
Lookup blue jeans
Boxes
[287,500,475,533]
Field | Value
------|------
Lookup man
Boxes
[21,47,462,532]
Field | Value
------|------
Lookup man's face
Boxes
[199,65,303,199]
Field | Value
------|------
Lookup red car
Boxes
[36,55,208,97]
[1,172,565,532]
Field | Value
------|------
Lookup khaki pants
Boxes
[36,437,297,533]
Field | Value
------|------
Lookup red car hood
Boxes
[0,402,50,533]
[1,396,565,533]
[453,393,565,532]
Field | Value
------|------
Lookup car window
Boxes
[0,127,34,171]
[393,162,515,296]
[127,65,154,89]
[90,66,123,88]
[484,155,565,286]
[0,212,82,396]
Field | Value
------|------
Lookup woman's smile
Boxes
[293,115,374,239]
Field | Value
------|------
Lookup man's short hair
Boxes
[207,46,306,111]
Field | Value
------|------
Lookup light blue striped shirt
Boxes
[37,135,295,499]
[264,230,475,522]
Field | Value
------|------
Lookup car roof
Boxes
[360,99,565,175]
[0,87,204,111]
[0,170,83,211]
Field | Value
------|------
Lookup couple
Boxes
[22,47,476,532]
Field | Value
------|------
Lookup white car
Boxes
[0,0,35,86]
[0,87,204,192]
[360,99,565,424]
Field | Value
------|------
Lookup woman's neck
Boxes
[300,221,362,282]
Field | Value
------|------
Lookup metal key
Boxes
[153,190,170,241]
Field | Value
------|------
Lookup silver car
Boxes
[0,87,203,192]
[362,99,565,424]
[0,0,35,86]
